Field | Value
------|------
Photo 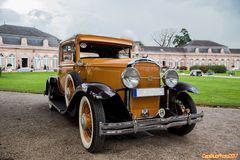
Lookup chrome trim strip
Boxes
[127,57,161,68]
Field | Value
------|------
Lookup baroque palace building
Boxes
[133,40,240,70]
[0,24,60,71]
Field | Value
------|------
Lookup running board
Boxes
[49,98,67,114]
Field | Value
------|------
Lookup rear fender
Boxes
[44,76,58,95]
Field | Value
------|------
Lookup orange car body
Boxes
[57,34,160,119]
[45,34,203,152]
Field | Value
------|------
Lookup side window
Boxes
[62,43,75,62]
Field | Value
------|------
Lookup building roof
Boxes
[142,46,185,53]
[184,40,226,47]
[135,41,240,54]
[0,24,59,47]
[230,49,240,54]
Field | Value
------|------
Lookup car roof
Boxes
[60,34,133,46]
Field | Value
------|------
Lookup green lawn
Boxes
[0,72,56,94]
[178,70,240,77]
[180,76,240,107]
[0,72,239,107]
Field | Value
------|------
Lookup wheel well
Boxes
[101,94,132,122]
[67,92,132,122]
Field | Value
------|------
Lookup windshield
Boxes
[79,42,131,59]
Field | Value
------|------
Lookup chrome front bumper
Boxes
[99,111,204,135]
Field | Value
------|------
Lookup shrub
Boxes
[190,65,200,71]
[190,65,226,73]
[180,66,187,70]
[207,69,215,75]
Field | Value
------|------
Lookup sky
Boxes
[0,0,239,48]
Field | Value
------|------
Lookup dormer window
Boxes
[208,48,212,53]
[21,38,27,46]
[220,48,224,54]
[43,39,49,47]
[195,48,199,53]
[0,36,3,45]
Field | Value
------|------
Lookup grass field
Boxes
[0,72,240,107]
[178,70,240,77]
[0,72,56,94]
[180,76,240,107]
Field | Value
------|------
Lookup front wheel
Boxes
[79,96,105,153]
[168,92,197,136]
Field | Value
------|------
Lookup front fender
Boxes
[174,82,199,94]
[78,83,116,99]
[67,83,131,121]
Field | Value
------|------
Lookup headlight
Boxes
[121,67,140,88]
[162,69,179,88]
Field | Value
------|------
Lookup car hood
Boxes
[82,58,132,68]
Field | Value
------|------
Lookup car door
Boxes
[58,42,76,93]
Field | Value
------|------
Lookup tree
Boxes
[173,28,191,47]
[151,29,176,47]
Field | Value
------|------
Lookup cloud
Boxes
[0,0,239,47]
[28,9,53,24]
[0,0,8,6]
[0,8,25,24]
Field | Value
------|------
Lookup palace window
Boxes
[236,59,240,69]
[208,59,212,65]
[220,59,225,65]
[34,56,41,70]
[52,55,58,69]
[0,53,4,67]
[43,55,49,69]
[7,54,16,69]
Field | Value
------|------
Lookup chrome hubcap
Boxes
[66,88,70,98]
[81,114,87,130]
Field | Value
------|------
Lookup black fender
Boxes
[67,82,116,117]
[76,83,116,99]
[67,83,132,121]
[174,82,199,94]
[160,82,198,111]
[44,76,58,95]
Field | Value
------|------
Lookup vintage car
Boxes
[45,34,204,152]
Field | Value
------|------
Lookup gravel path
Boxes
[0,91,239,160]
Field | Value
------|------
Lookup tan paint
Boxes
[131,62,161,119]
[59,34,161,119]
